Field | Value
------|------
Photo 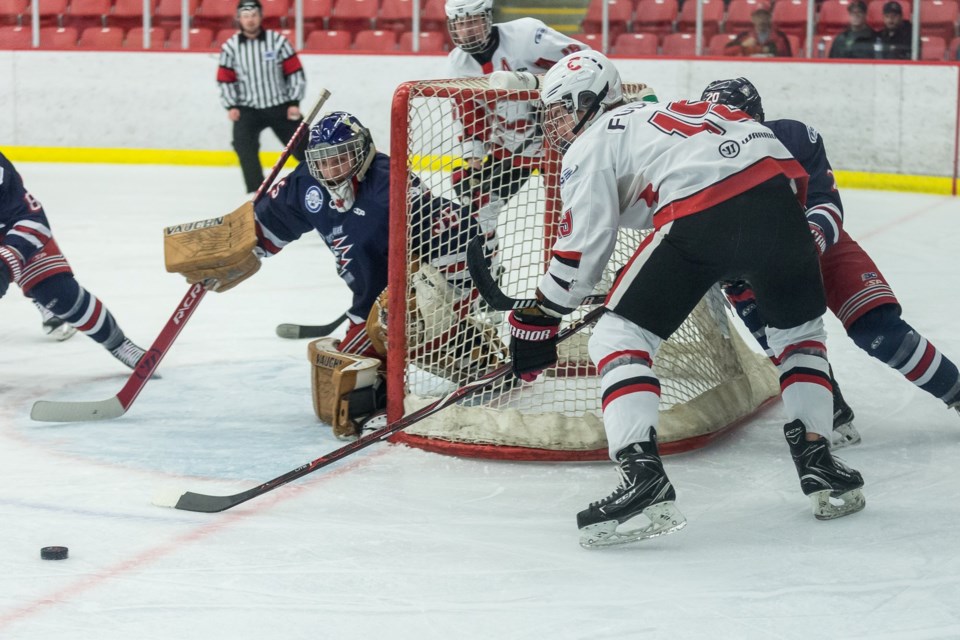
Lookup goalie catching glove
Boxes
[163,201,261,292]
[508,307,561,381]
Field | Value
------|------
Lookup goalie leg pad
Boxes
[308,338,384,439]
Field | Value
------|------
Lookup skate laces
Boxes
[589,465,634,508]
[111,340,145,367]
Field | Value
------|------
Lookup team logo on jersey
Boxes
[807,125,819,144]
[330,236,353,275]
[861,271,878,281]
[718,140,740,158]
[558,209,573,237]
[264,50,276,60]
[305,186,324,213]
[560,164,579,186]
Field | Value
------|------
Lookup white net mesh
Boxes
[389,78,779,456]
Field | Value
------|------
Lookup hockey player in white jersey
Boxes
[445,0,587,248]
[509,52,865,548]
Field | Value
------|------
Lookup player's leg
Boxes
[233,107,266,194]
[267,105,306,163]
[821,232,960,413]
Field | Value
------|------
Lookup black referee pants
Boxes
[232,105,307,193]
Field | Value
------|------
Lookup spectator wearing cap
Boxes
[723,5,792,57]
[217,0,308,194]
[876,0,914,59]
[829,0,877,58]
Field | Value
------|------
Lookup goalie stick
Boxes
[30,89,333,423]
[466,237,605,311]
[275,313,347,339]
[152,304,606,513]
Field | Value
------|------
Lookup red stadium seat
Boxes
[785,32,801,54]
[810,33,836,56]
[772,0,809,38]
[78,25,123,46]
[0,24,31,46]
[194,0,236,30]
[676,0,723,39]
[378,0,413,33]
[167,25,214,48]
[919,0,958,41]
[64,0,111,29]
[110,0,154,30]
[633,0,677,38]
[398,29,446,52]
[569,31,603,48]
[124,25,166,47]
[612,31,659,55]
[24,0,68,27]
[0,0,27,26]
[419,0,446,32]
[352,27,395,50]
[292,0,330,30]
[582,0,633,40]
[707,31,736,54]
[867,0,912,30]
[817,0,854,34]
[660,31,697,55]
[214,26,236,42]
[724,0,767,34]
[39,24,77,46]
[329,0,378,36]
[259,0,288,28]
[155,0,198,31]
[303,28,351,49]
[920,33,946,58]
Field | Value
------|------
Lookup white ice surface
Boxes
[1,164,960,639]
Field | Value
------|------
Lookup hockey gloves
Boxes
[508,308,561,381]
[808,223,827,255]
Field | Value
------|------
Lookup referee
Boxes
[217,0,307,194]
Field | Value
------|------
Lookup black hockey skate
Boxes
[830,369,860,449]
[784,420,865,520]
[34,301,76,342]
[577,431,686,548]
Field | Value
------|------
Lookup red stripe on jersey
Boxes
[11,223,51,244]
[76,298,103,332]
[254,222,282,255]
[906,341,937,381]
[602,382,661,411]
[780,373,832,392]
[533,57,558,70]
[653,157,809,229]
[217,66,238,83]
[552,249,582,262]
[481,61,494,74]
[281,54,303,76]
[597,350,652,372]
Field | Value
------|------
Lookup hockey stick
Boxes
[152,304,606,513]
[275,313,348,339]
[30,89,333,423]
[465,237,606,311]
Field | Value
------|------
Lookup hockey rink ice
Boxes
[1,162,959,639]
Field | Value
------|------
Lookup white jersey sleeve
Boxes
[536,100,809,315]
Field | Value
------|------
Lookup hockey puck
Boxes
[40,546,68,560]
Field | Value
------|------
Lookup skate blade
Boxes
[810,488,865,520]
[579,501,687,549]
[831,423,861,449]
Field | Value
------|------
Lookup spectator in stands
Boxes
[724,5,792,57]
[829,0,878,59]
[217,0,307,194]
[877,0,914,59]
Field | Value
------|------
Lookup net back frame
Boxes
[387,78,780,461]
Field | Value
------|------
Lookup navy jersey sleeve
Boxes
[767,119,844,251]
[252,164,316,255]
[0,152,54,281]
[408,180,482,289]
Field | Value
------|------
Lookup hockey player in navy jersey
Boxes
[702,77,960,445]
[0,152,150,369]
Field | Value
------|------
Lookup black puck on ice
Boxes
[40,546,69,560]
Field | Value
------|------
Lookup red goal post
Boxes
[387,78,779,461]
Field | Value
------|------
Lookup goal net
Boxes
[386,78,779,461]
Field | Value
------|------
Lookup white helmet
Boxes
[540,52,623,154]
[445,0,493,53]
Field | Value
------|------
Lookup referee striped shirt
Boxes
[217,29,306,110]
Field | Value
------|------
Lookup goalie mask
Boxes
[306,112,376,211]
[445,0,493,53]
[540,51,623,154]
[700,77,765,123]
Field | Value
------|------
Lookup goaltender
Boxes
[164,111,501,438]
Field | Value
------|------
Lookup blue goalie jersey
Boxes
[254,152,481,323]
[766,119,844,252]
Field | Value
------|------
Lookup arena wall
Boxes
[1,51,957,192]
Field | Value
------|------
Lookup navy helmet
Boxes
[700,77,765,123]
[305,111,375,189]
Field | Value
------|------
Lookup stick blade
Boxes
[152,487,252,513]
[30,397,126,422]
[275,323,303,339]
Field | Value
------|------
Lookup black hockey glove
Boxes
[508,308,561,381]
